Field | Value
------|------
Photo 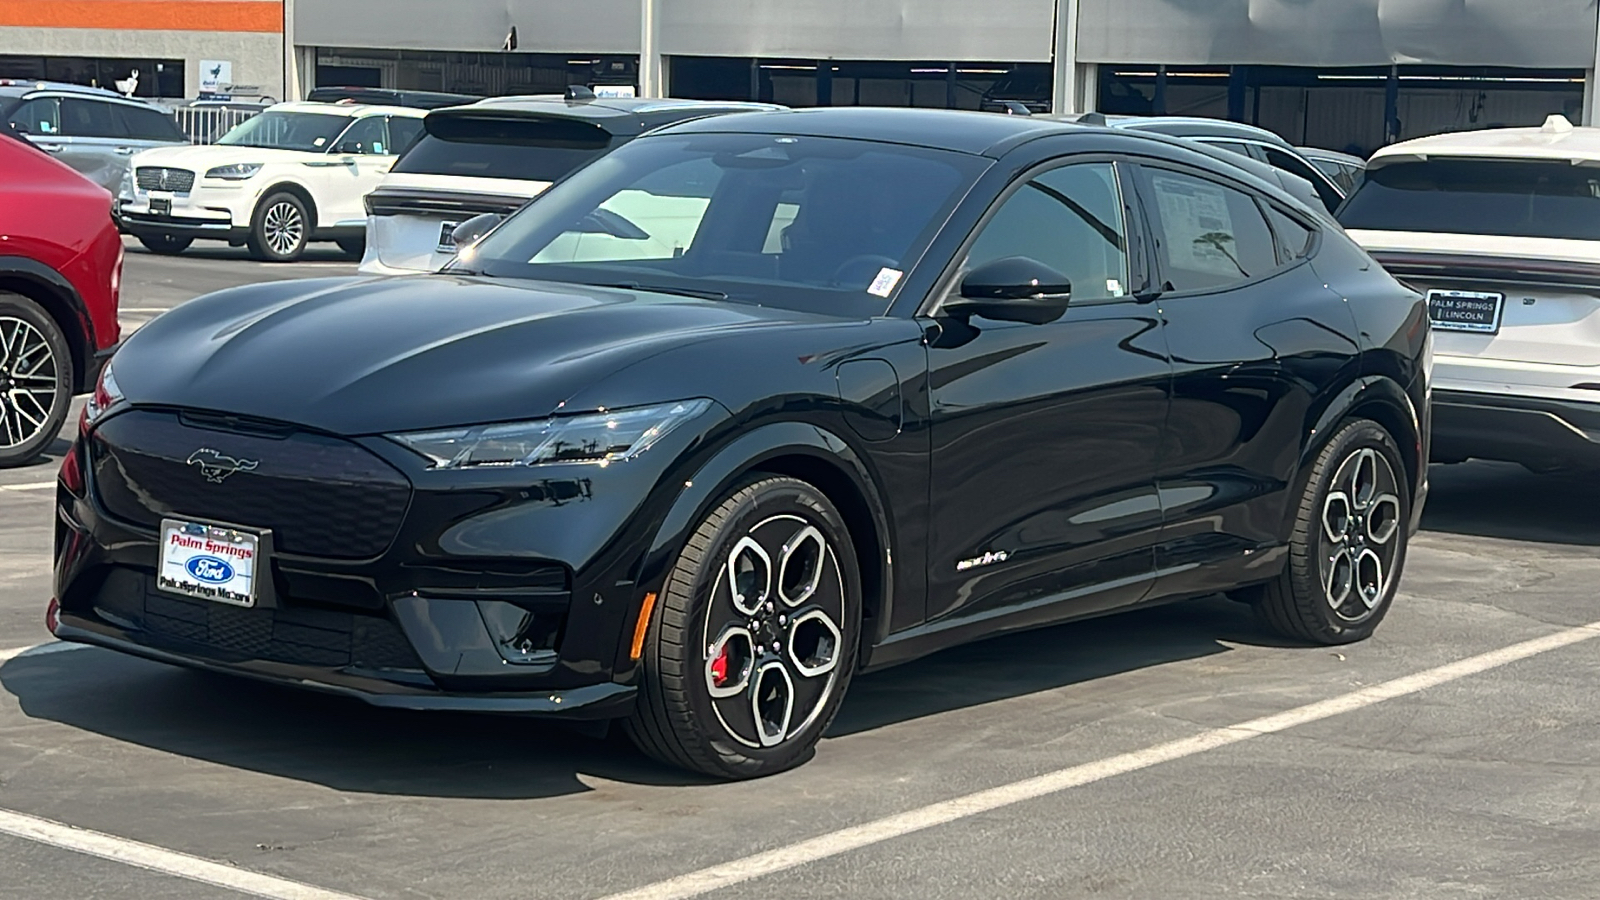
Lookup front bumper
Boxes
[119,184,249,240]
[1431,389,1600,469]
[51,406,693,719]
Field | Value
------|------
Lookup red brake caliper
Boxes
[710,643,730,687]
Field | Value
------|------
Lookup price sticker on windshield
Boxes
[867,267,904,298]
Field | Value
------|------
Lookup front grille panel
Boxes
[95,572,423,670]
[90,410,411,559]
[135,167,196,192]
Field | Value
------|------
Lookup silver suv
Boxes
[0,80,187,192]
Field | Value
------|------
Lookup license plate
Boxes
[158,518,260,607]
[148,192,172,216]
[1427,289,1503,334]
[437,220,460,251]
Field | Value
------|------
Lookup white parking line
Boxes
[0,643,85,663]
[0,808,370,900]
[597,619,1600,900]
[0,481,55,493]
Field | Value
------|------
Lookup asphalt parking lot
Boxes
[2,238,1598,899]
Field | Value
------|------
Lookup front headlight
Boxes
[84,363,124,426]
[389,399,713,469]
[204,163,263,181]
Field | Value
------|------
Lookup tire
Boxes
[0,293,72,468]
[1253,418,1410,645]
[136,233,193,255]
[334,237,365,260]
[624,476,862,778]
[248,192,310,262]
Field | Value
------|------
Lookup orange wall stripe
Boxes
[0,1,283,34]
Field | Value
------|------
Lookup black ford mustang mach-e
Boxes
[51,108,1429,777]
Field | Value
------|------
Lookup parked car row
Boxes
[14,94,1597,781]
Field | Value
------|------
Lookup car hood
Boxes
[113,275,836,435]
[129,143,328,170]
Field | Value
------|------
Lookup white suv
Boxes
[1340,115,1600,473]
[119,101,425,261]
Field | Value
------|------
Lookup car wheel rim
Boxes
[1319,447,1402,623]
[703,513,847,749]
[263,202,303,256]
[0,316,59,450]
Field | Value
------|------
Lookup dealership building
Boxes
[4,0,1599,153]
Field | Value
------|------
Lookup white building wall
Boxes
[0,26,285,99]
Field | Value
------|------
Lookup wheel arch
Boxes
[0,257,91,392]
[640,421,895,661]
[1303,375,1422,497]
[254,181,319,232]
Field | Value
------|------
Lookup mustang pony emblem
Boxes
[186,448,259,483]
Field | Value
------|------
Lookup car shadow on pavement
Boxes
[1420,461,1600,546]
[1,595,1281,797]
[831,594,1279,736]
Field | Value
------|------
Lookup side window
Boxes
[333,116,388,154]
[1265,205,1314,264]
[965,162,1130,302]
[11,98,61,135]
[1139,168,1278,292]
[386,116,423,156]
[115,105,183,142]
[60,98,122,138]
[1263,146,1344,212]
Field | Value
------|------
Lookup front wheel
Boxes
[625,476,861,778]
[1253,418,1410,645]
[248,192,310,262]
[0,294,72,468]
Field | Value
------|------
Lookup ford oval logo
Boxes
[185,555,234,584]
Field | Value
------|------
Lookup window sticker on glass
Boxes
[1153,175,1240,277]
[867,267,904,298]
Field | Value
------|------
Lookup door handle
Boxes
[38,142,64,153]
[114,146,135,155]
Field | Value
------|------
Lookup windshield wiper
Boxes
[596,281,728,301]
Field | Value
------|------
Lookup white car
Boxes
[359,93,780,276]
[119,101,425,261]
[1340,114,1600,473]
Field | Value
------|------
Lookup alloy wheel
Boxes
[262,201,304,257]
[702,515,846,749]
[1319,447,1402,624]
[0,316,59,450]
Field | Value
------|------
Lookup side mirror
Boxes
[944,256,1073,325]
[450,212,503,249]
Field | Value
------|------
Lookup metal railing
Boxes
[170,107,261,144]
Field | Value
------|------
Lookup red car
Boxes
[0,128,121,466]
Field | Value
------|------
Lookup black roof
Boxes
[658,106,1081,156]
[428,96,785,137]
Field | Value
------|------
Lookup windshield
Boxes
[1338,159,1600,240]
[216,111,350,151]
[467,132,987,316]
[394,115,616,182]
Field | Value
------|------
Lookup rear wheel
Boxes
[136,233,193,255]
[335,237,365,260]
[248,192,310,262]
[625,476,861,778]
[1252,418,1409,644]
[0,293,72,468]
